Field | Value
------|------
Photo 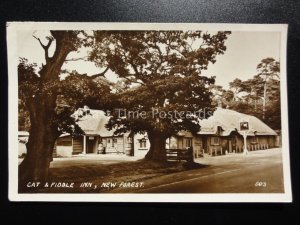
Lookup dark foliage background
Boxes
[0,0,300,225]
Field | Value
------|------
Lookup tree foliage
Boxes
[257,57,280,81]
[212,58,281,130]
[89,30,231,161]
[18,31,112,186]
[18,59,111,136]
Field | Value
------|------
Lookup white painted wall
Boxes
[56,146,73,157]
[18,142,27,157]
[103,136,124,153]
[133,133,150,157]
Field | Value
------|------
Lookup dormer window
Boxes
[211,137,220,146]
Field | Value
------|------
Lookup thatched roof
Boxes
[198,108,277,136]
[73,107,276,138]
[73,108,115,137]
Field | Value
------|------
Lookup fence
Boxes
[166,148,193,162]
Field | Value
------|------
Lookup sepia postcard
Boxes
[7,22,292,202]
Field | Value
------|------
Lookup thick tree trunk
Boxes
[18,31,77,191]
[18,96,58,191]
[145,131,168,162]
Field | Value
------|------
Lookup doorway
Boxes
[183,137,193,149]
[86,136,96,153]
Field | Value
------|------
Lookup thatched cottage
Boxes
[197,108,278,156]
[166,108,278,157]
[54,107,150,157]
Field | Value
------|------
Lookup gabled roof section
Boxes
[198,108,277,136]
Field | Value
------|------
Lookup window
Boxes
[127,137,133,143]
[112,138,118,147]
[185,138,192,148]
[211,137,220,146]
[139,139,147,149]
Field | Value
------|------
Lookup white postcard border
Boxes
[7,22,292,202]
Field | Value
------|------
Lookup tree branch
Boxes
[33,34,54,63]
[65,56,88,62]
[33,34,45,48]
[123,76,145,86]
[89,67,109,79]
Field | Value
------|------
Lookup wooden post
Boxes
[95,137,98,154]
[83,135,86,154]
[71,136,74,155]
[243,131,248,155]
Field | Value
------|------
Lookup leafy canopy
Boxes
[89,30,231,137]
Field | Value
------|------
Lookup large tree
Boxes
[18,31,110,188]
[89,30,231,162]
[256,57,280,120]
[229,78,246,101]
[222,59,281,130]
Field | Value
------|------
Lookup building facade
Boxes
[20,107,278,158]
[164,108,278,158]
[196,108,277,157]
[54,107,151,157]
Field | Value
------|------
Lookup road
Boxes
[136,148,284,193]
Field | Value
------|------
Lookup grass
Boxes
[22,159,205,193]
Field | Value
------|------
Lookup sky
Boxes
[201,31,280,88]
[17,30,280,89]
